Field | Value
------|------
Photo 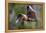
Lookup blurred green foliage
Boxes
[14,4,27,15]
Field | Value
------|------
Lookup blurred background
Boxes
[8,3,43,30]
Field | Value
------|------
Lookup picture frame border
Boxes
[5,0,45,32]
